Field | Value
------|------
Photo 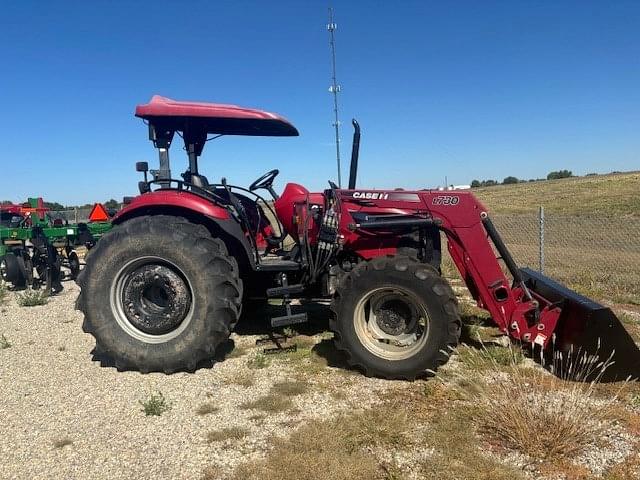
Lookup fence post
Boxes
[539,206,545,273]
[74,208,78,224]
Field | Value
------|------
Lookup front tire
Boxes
[76,215,242,373]
[331,256,460,380]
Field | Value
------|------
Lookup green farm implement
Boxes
[0,198,111,294]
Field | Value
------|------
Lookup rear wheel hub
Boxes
[111,257,193,343]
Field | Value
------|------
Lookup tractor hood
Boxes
[135,95,299,137]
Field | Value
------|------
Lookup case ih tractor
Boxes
[76,96,639,379]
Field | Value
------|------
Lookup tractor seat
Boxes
[187,173,211,190]
[184,173,274,237]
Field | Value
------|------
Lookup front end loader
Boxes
[75,96,639,380]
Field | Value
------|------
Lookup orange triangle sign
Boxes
[88,203,110,222]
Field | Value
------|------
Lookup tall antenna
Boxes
[327,7,342,187]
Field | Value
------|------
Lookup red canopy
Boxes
[135,95,298,137]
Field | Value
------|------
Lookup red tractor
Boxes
[77,96,639,379]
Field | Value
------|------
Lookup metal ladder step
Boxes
[266,284,304,297]
[270,313,308,328]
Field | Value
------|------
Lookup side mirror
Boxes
[136,162,149,172]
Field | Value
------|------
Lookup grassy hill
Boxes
[471,171,640,217]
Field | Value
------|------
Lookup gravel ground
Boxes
[1,280,638,480]
[0,282,392,480]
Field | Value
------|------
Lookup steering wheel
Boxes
[249,169,280,199]
[249,169,279,191]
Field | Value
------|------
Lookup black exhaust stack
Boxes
[348,119,360,190]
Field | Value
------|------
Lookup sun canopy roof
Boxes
[135,95,299,137]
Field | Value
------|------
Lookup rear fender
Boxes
[114,190,229,222]
[113,191,256,269]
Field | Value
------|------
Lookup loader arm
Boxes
[414,191,559,346]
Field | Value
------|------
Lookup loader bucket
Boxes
[521,268,640,381]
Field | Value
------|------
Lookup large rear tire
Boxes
[330,256,460,380]
[76,215,242,373]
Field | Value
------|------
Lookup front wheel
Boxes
[331,256,460,380]
[76,215,242,373]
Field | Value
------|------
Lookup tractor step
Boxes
[271,313,308,328]
[257,258,301,271]
[266,284,304,297]
[268,273,309,328]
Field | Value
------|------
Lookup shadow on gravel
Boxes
[311,338,351,370]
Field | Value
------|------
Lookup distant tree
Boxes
[546,169,572,180]
[470,180,481,188]
[104,199,120,210]
[0,200,13,205]
[44,201,65,211]
[502,176,519,185]
[481,179,498,187]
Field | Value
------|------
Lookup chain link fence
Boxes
[491,209,640,303]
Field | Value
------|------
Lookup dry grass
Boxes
[270,379,309,397]
[195,402,219,416]
[274,343,328,375]
[603,454,640,480]
[246,353,270,369]
[473,171,640,217]
[454,344,622,461]
[229,393,523,480]
[230,408,410,480]
[226,344,249,359]
[206,427,249,443]
[0,334,11,350]
[201,465,223,480]
[52,437,73,449]
[456,343,524,371]
[226,370,256,387]
[416,406,525,480]
[239,394,294,414]
[478,372,613,459]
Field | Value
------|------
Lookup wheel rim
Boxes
[353,286,430,361]
[110,256,194,343]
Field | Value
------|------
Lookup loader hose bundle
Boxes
[304,196,339,283]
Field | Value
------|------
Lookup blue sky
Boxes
[1,1,638,205]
